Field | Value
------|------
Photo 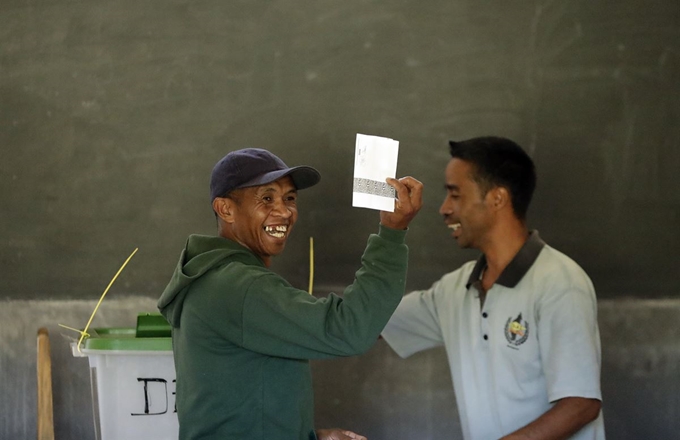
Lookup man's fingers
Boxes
[397,176,423,208]
[387,176,423,210]
[386,177,408,202]
[341,431,367,440]
[387,176,422,200]
[380,176,423,230]
[317,428,368,440]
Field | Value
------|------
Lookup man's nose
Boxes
[439,198,451,216]
[272,199,293,217]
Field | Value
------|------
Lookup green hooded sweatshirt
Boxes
[157,225,408,440]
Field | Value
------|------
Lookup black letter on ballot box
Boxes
[173,379,177,413]
[131,378,168,416]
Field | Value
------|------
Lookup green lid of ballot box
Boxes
[82,313,172,352]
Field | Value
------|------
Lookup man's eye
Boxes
[262,196,273,202]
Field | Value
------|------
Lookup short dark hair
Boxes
[448,136,536,220]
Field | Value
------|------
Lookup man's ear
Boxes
[488,187,510,211]
[212,197,236,224]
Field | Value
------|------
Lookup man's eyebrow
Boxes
[445,184,460,191]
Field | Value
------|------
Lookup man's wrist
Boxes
[377,223,408,244]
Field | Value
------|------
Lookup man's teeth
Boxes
[264,225,287,238]
[448,223,461,231]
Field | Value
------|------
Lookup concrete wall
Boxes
[2,297,679,439]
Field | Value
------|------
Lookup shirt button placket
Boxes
[481,310,489,342]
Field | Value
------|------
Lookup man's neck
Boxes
[479,221,529,290]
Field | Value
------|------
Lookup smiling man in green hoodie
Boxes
[157,148,423,440]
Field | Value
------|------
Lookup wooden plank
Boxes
[37,328,55,440]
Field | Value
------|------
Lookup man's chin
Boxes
[454,237,471,249]
[266,241,288,256]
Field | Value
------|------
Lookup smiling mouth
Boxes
[448,223,461,231]
[264,225,287,238]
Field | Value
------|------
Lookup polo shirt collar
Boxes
[465,230,545,289]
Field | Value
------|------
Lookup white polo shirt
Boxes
[382,232,605,440]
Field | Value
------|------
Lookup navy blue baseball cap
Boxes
[210,148,321,200]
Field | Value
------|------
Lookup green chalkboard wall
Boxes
[1,0,679,300]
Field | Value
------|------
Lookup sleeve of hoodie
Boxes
[224,225,407,359]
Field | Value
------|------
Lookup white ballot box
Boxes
[72,314,178,440]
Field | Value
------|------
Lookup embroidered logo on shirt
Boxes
[504,313,529,347]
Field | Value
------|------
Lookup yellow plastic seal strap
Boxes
[308,237,314,295]
[75,248,139,353]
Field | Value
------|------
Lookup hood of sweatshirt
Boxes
[157,234,264,328]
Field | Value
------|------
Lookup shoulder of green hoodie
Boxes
[157,234,263,328]
[159,225,409,359]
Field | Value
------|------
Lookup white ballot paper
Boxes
[352,133,399,212]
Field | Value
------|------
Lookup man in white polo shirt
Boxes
[382,137,605,439]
